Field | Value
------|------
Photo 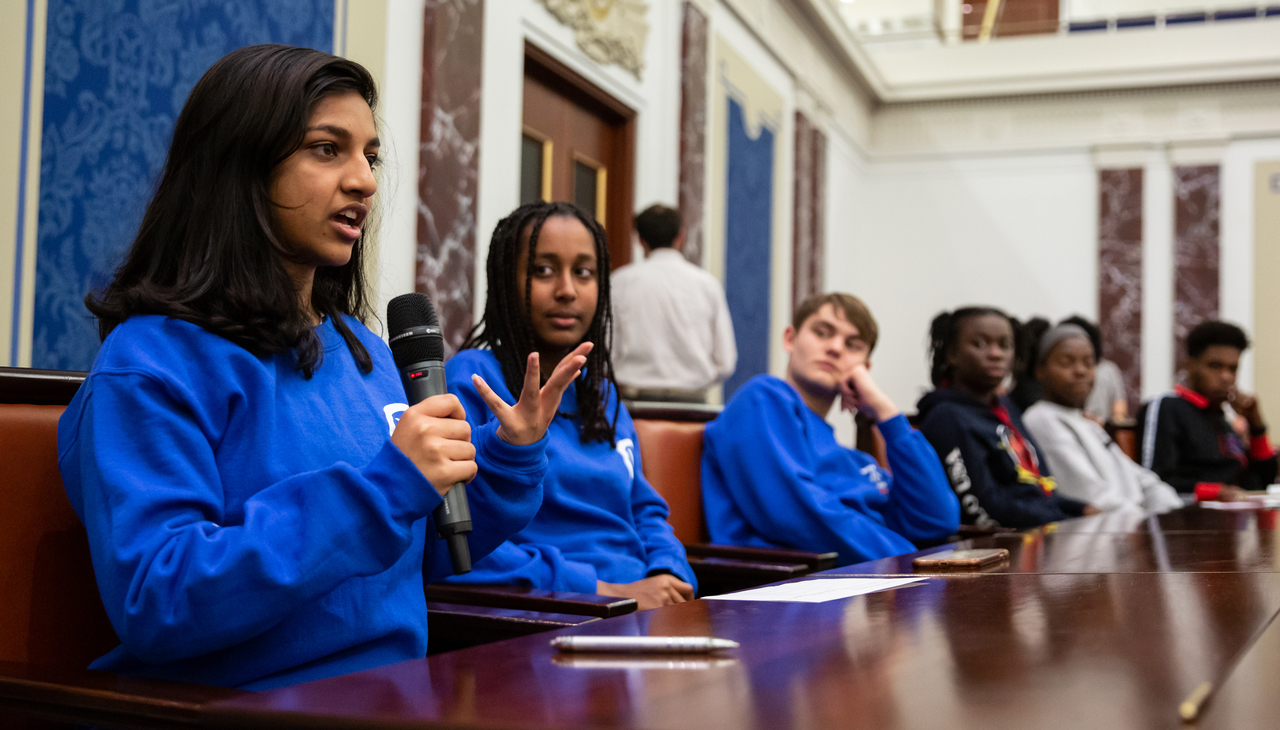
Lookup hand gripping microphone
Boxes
[387,293,472,574]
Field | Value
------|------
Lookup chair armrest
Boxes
[426,602,600,655]
[684,543,838,571]
[0,660,241,726]
[423,584,638,618]
[688,556,811,597]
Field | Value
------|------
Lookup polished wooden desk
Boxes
[5,506,1279,730]
[0,661,241,729]
[1024,505,1280,535]
[205,570,1280,728]
[1194,605,1280,728]
[834,530,1280,575]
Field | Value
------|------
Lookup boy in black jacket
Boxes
[917,308,1095,528]
[1137,321,1277,494]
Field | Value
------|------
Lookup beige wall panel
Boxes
[15,1,46,367]
[1254,160,1280,438]
[341,0,389,94]
[0,1,30,365]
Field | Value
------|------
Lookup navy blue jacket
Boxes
[916,387,1087,529]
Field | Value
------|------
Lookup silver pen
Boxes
[551,636,740,654]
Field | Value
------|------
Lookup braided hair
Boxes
[1015,317,1051,383]
[461,201,619,444]
[927,306,1020,387]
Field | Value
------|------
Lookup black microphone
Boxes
[387,293,472,574]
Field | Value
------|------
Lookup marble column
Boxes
[418,0,484,352]
[1173,165,1221,375]
[791,112,826,314]
[678,2,708,266]
[1097,169,1143,415]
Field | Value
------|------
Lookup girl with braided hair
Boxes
[444,201,697,609]
[915,307,1096,529]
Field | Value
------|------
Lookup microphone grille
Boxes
[387,294,445,368]
[387,293,439,335]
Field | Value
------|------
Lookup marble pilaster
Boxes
[678,2,708,266]
[791,112,826,313]
[1173,165,1221,374]
[418,0,484,352]
[1097,168,1143,415]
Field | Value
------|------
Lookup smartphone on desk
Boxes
[912,548,1009,570]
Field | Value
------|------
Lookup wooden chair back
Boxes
[0,369,119,669]
[1111,422,1138,461]
[632,419,711,545]
[634,406,891,545]
[854,413,889,469]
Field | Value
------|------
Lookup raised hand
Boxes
[390,394,478,496]
[472,342,594,445]
[596,574,694,610]
[839,363,900,422]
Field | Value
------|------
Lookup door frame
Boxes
[523,41,637,269]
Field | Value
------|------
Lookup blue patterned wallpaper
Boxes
[33,0,334,370]
[723,97,774,400]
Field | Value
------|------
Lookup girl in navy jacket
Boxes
[916,308,1094,529]
[58,46,580,689]
[443,202,697,609]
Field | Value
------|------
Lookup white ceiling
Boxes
[808,0,1280,102]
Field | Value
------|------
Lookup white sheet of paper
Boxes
[703,577,927,603]
[1200,499,1280,510]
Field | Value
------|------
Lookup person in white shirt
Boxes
[611,205,736,402]
[1023,323,1183,514]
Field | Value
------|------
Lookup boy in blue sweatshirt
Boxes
[702,294,959,566]
[444,202,697,610]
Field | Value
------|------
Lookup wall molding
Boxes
[872,78,1280,159]
[536,0,649,79]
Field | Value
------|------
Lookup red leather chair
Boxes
[0,369,117,670]
[0,367,245,724]
[630,404,839,595]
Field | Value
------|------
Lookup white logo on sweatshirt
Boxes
[944,447,997,527]
[384,403,409,436]
[860,463,889,494]
[616,438,635,480]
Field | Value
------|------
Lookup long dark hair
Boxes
[86,44,378,377]
[462,201,618,444]
[928,306,1019,387]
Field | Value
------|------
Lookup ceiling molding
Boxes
[786,2,1280,105]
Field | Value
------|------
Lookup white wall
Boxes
[824,129,870,445]
[849,77,1280,411]
[825,150,1098,411]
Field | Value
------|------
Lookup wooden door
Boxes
[520,44,636,269]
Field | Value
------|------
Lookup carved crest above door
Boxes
[537,0,649,79]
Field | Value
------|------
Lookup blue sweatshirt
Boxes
[701,375,959,566]
[442,350,696,594]
[58,315,545,690]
